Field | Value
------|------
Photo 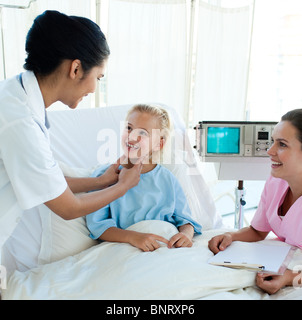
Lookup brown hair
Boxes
[281,109,302,147]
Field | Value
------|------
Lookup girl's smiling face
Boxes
[267,120,302,182]
[121,111,162,164]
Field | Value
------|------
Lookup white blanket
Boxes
[2,221,302,300]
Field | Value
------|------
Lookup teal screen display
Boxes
[207,127,240,154]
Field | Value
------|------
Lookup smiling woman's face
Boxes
[67,64,106,109]
[267,120,302,182]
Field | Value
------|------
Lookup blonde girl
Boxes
[87,104,202,252]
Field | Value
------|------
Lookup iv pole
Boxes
[234,0,255,229]
[0,0,36,79]
[234,180,246,229]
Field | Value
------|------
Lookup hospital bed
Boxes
[1,104,302,300]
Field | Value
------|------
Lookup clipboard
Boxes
[208,241,294,274]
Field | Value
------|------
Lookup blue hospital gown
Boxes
[86,164,202,239]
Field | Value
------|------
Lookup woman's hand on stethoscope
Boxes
[117,155,144,190]
[98,158,122,188]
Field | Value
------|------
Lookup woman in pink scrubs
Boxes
[208,108,302,294]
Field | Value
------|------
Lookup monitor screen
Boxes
[207,127,240,154]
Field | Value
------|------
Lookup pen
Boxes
[223,261,265,270]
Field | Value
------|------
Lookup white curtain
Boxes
[0,5,29,80]
[0,0,93,110]
[247,0,302,121]
[0,7,4,80]
[192,1,253,122]
[106,0,189,119]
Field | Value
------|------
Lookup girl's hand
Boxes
[168,224,194,248]
[129,231,169,252]
[168,231,193,248]
[256,269,296,294]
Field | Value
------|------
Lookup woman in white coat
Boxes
[0,11,142,250]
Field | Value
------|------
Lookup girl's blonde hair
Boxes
[126,104,172,163]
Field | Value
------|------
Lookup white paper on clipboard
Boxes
[208,241,294,274]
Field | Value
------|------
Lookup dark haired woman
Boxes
[208,108,302,294]
[0,11,142,248]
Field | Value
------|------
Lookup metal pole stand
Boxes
[234,180,246,229]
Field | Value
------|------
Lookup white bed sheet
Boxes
[2,221,302,300]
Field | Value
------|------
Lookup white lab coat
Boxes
[0,71,67,251]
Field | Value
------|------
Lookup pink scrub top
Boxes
[251,176,302,249]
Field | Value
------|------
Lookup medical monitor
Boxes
[195,121,277,159]
[194,121,278,180]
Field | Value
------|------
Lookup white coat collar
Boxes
[20,71,50,128]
